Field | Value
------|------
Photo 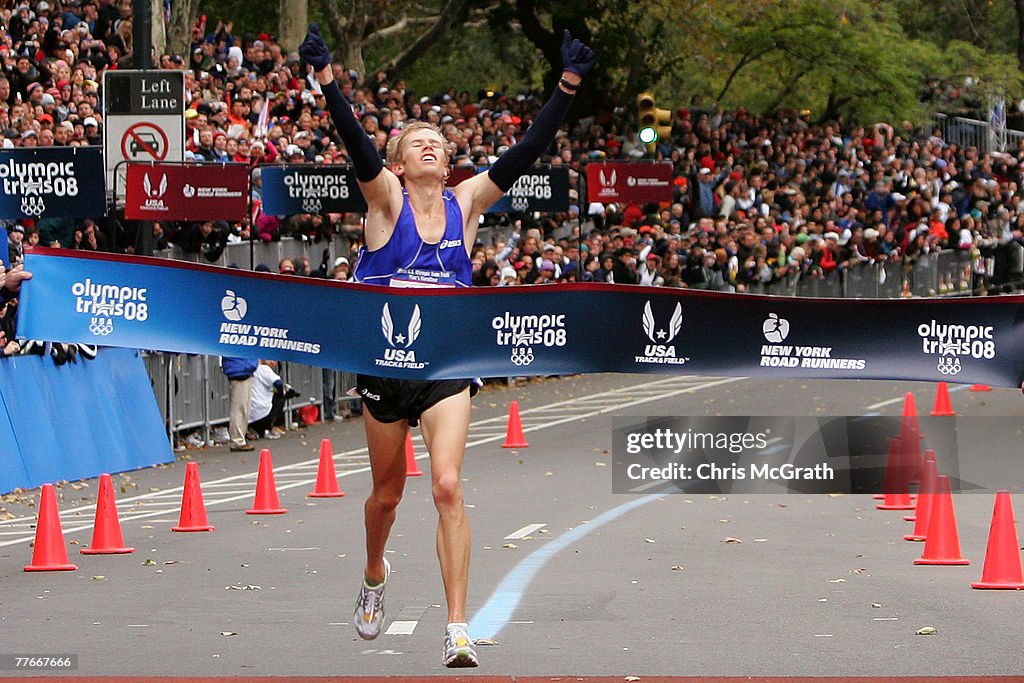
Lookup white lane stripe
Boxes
[504,523,546,540]
[864,384,969,411]
[0,375,744,546]
[384,621,418,635]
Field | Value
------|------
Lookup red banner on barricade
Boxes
[447,166,476,187]
[125,163,249,221]
[585,161,673,204]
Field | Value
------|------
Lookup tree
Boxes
[168,0,202,58]
[278,0,308,56]
[316,0,479,84]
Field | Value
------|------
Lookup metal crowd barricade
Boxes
[932,113,1024,154]
[795,271,842,298]
[154,235,350,272]
[935,249,973,296]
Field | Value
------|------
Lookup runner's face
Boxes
[397,129,447,180]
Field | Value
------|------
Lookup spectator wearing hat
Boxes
[292,129,317,161]
[533,258,558,284]
[638,252,664,286]
[330,256,350,281]
[81,116,100,144]
[7,225,25,264]
[610,247,639,285]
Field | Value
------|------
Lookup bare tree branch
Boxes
[370,0,471,77]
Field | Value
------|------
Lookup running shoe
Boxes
[353,558,390,639]
[443,622,479,668]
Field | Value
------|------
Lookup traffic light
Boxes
[637,92,673,149]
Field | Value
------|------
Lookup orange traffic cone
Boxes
[969,384,992,392]
[309,439,345,498]
[971,491,1024,589]
[502,400,528,449]
[24,484,77,571]
[915,475,969,565]
[876,437,915,510]
[931,382,956,416]
[904,450,937,522]
[81,473,134,554]
[172,462,215,532]
[247,448,287,514]
[905,456,938,540]
[900,393,925,483]
[405,432,424,477]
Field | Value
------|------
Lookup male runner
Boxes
[299,24,594,667]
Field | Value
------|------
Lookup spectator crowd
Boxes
[4,0,1024,322]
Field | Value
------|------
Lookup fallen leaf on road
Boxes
[644,538,656,544]
[916,626,937,636]
[722,537,742,543]
[220,632,238,637]
[502,543,518,549]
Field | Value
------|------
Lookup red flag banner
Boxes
[125,163,250,221]
[585,161,673,204]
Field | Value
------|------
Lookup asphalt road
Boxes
[1,373,1023,679]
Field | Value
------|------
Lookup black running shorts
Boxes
[356,375,474,426]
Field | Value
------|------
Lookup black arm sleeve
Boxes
[488,88,574,192]
[321,80,384,183]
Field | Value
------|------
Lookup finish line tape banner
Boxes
[18,249,1024,386]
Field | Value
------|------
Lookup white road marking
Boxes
[0,375,745,547]
[504,523,546,540]
[384,621,418,635]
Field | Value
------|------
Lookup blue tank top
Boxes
[353,189,473,288]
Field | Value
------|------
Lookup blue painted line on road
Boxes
[469,493,662,640]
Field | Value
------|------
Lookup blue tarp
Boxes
[0,347,172,493]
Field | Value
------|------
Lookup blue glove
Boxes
[299,23,332,71]
[560,29,595,77]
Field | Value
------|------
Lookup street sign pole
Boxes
[131,0,155,253]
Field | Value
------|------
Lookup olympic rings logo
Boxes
[936,358,962,375]
[21,196,45,218]
[510,346,534,366]
[89,317,114,336]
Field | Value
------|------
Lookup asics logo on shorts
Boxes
[361,389,381,401]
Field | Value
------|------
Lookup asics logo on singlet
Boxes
[438,239,463,250]
[360,389,381,401]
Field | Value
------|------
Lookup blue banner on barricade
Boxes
[259,165,368,215]
[487,166,570,213]
[0,347,172,493]
[0,147,106,220]
[18,249,1024,386]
